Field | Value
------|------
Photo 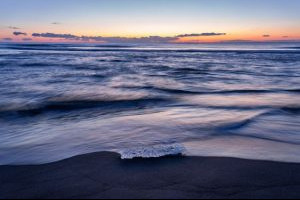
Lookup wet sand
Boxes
[1,152,300,199]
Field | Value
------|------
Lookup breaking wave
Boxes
[0,97,171,117]
[119,144,186,159]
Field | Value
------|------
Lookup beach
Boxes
[1,0,300,199]
[1,152,300,199]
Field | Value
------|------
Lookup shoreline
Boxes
[1,152,300,199]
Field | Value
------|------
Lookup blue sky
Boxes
[1,0,300,42]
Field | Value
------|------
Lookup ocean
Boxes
[0,42,300,165]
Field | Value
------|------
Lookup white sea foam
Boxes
[119,144,186,159]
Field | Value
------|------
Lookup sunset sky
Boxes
[1,0,300,43]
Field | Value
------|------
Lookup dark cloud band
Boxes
[177,33,226,37]
[32,33,78,39]
[2,38,13,41]
[32,33,177,43]
[13,32,27,36]
[22,38,32,41]
[31,32,227,43]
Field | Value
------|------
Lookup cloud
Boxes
[13,31,27,36]
[177,33,226,37]
[22,38,32,41]
[32,32,177,43]
[92,36,176,43]
[2,38,13,41]
[52,22,61,25]
[282,36,289,38]
[262,34,270,37]
[8,26,20,30]
[32,33,78,39]
[31,32,228,43]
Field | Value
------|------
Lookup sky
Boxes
[0,0,300,43]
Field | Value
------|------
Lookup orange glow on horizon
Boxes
[1,30,300,43]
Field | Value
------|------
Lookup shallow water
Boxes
[0,42,300,164]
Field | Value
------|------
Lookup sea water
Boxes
[0,42,300,164]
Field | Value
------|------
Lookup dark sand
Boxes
[1,152,300,199]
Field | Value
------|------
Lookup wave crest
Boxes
[119,144,186,159]
[0,97,170,117]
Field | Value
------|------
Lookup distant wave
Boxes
[0,97,171,117]
[4,45,300,54]
[119,144,186,159]
[118,86,300,95]
[281,106,300,114]
[283,47,300,49]
[197,105,300,113]
[93,45,134,48]
[211,89,300,94]
[20,62,54,67]
[4,43,132,48]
